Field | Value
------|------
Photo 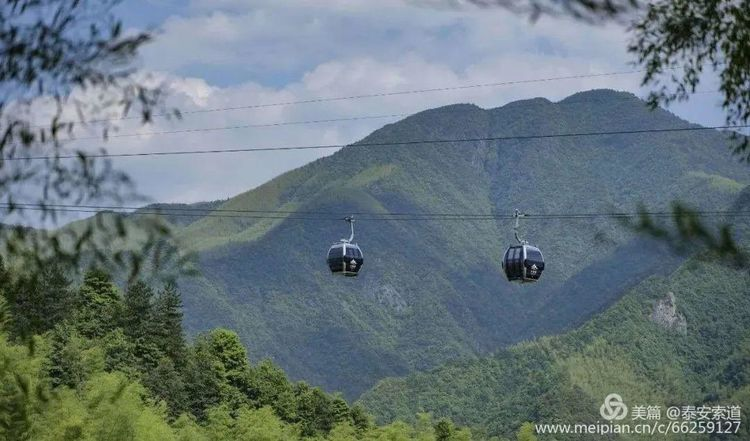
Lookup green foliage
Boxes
[3,264,73,338]
[465,0,637,22]
[295,382,342,436]
[46,322,104,390]
[154,282,187,365]
[515,423,537,441]
[627,202,748,267]
[123,281,156,342]
[74,269,122,340]
[0,0,179,283]
[1,265,469,439]
[252,359,298,420]
[631,0,750,158]
[100,329,137,375]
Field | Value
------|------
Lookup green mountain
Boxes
[75,89,750,400]
[358,190,750,439]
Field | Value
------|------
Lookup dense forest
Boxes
[0,261,478,441]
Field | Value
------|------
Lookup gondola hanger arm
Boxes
[514,209,528,245]
[343,216,355,243]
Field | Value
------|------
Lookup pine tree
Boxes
[46,322,102,389]
[330,396,351,426]
[100,328,137,376]
[143,356,188,418]
[435,419,456,441]
[4,264,73,338]
[0,256,9,291]
[183,345,224,420]
[122,280,154,341]
[153,282,186,366]
[74,269,122,339]
[122,280,163,370]
[349,404,371,432]
[0,258,10,331]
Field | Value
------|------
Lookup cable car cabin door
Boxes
[523,246,544,281]
[343,244,363,276]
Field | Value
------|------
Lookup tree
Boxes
[631,0,750,160]
[252,359,297,421]
[232,406,299,441]
[0,0,180,283]
[197,329,251,382]
[184,329,253,419]
[121,280,164,369]
[516,422,538,441]
[183,344,225,421]
[122,280,155,341]
[3,263,73,338]
[46,322,103,389]
[0,257,9,293]
[349,404,372,432]
[153,282,186,366]
[465,0,637,22]
[295,382,338,436]
[330,396,352,426]
[435,419,457,441]
[99,328,142,380]
[143,356,188,418]
[626,202,748,266]
[414,413,436,441]
[73,268,122,339]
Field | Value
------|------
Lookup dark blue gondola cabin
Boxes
[502,244,544,283]
[327,242,363,277]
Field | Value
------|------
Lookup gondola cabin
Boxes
[327,242,363,277]
[502,244,544,283]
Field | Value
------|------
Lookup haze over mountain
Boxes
[71,89,749,399]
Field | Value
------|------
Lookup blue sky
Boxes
[63,0,731,208]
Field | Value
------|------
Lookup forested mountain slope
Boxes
[69,90,750,399]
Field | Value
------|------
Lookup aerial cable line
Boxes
[9,122,750,161]
[3,202,748,218]
[64,68,652,126]
[68,114,408,141]
[63,91,723,142]
[4,204,749,222]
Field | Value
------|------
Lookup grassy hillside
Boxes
[64,90,750,399]
[358,248,750,440]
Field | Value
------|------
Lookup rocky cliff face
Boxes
[650,291,687,335]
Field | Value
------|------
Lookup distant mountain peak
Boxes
[406,103,484,120]
[560,88,642,104]
[492,96,553,112]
